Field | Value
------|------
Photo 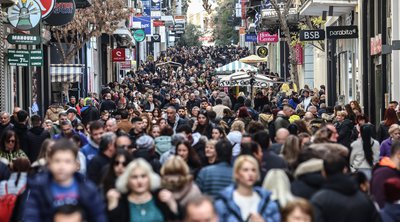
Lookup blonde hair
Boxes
[233,155,260,183]
[336,111,347,117]
[262,169,295,207]
[206,139,218,147]
[116,158,160,194]
[231,120,245,133]
[389,124,400,135]
[160,156,192,190]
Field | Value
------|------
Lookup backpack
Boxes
[0,183,26,222]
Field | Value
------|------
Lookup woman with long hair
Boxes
[160,156,202,209]
[141,113,153,134]
[152,108,162,124]
[236,107,252,129]
[262,169,295,208]
[350,124,380,179]
[280,135,301,171]
[214,155,280,222]
[350,100,362,115]
[0,130,27,163]
[378,108,399,143]
[175,141,203,176]
[211,126,227,140]
[192,110,213,139]
[102,149,132,196]
[107,158,179,222]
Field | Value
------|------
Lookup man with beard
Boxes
[164,106,188,133]
[81,121,105,164]
[178,106,191,123]
[129,117,145,148]
[54,120,88,145]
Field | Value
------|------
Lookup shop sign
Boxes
[174,23,185,30]
[43,0,76,26]
[299,30,325,41]
[8,49,30,66]
[295,44,303,65]
[39,0,56,18]
[175,30,184,35]
[326,25,358,39]
[133,29,146,42]
[153,20,164,27]
[151,11,161,19]
[30,50,43,66]
[370,34,382,55]
[120,61,131,70]
[151,0,160,11]
[142,0,150,15]
[257,32,278,43]
[245,34,257,42]
[133,16,151,35]
[112,48,126,62]
[7,34,41,45]
[8,0,42,31]
[256,46,268,58]
[151,34,161,42]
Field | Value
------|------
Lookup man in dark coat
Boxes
[0,111,14,137]
[311,154,381,222]
[334,111,354,149]
[26,115,50,162]
[13,110,29,154]
[81,99,100,126]
[99,93,116,113]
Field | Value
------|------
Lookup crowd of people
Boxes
[0,46,399,222]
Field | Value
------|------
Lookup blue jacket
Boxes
[196,162,233,197]
[380,203,400,222]
[53,130,88,147]
[23,171,107,222]
[81,138,99,164]
[214,185,280,222]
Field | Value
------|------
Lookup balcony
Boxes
[299,0,358,16]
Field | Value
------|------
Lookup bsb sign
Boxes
[326,25,358,39]
[299,30,325,41]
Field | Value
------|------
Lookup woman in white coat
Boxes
[350,124,380,179]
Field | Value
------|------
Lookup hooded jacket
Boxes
[217,92,232,108]
[81,137,100,164]
[291,159,324,199]
[26,127,51,162]
[214,185,280,222]
[380,137,394,158]
[370,157,400,208]
[311,174,381,222]
[23,172,107,222]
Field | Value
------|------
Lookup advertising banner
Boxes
[257,32,278,43]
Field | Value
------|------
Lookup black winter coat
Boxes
[291,172,324,199]
[81,106,100,126]
[335,119,354,149]
[13,123,29,155]
[310,174,381,222]
[26,127,50,162]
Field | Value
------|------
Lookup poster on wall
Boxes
[142,0,151,16]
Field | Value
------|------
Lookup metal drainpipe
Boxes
[0,5,6,111]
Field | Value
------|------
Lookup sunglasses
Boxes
[114,161,128,167]
[6,140,15,144]
[76,128,84,132]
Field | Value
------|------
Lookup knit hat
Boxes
[155,136,172,156]
[384,177,400,202]
[136,135,155,150]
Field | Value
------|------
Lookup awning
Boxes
[215,61,258,73]
[113,21,135,45]
[50,64,85,83]
[218,71,274,87]
[239,55,268,64]
[299,0,357,16]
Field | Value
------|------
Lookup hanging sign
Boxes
[39,0,56,18]
[256,46,268,58]
[112,48,126,62]
[7,0,42,31]
[43,0,76,26]
[7,49,43,67]
[151,34,161,42]
[326,25,358,39]
[299,30,325,41]
[245,34,257,42]
[7,34,41,45]
[30,50,43,66]
[257,32,279,43]
[133,29,146,42]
